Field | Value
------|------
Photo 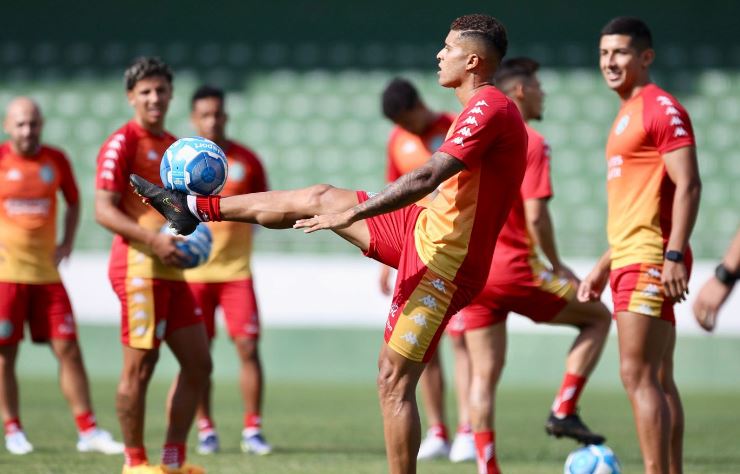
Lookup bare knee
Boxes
[305,184,337,214]
[377,354,415,412]
[181,350,212,385]
[119,350,159,396]
[52,339,83,363]
[235,338,259,363]
[619,358,655,394]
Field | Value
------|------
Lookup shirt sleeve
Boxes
[55,152,80,205]
[644,94,695,154]
[437,95,499,167]
[521,136,553,201]
[95,131,131,193]
[386,133,402,182]
[249,155,269,193]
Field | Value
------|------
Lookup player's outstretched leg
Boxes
[129,175,199,235]
[544,299,611,445]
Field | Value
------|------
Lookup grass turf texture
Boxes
[3,325,740,473]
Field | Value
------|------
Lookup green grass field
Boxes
[3,325,740,473]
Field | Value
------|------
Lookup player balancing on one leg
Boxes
[94,57,211,474]
[450,57,612,473]
[579,17,701,474]
[380,77,475,463]
[132,13,528,474]
[176,85,272,456]
[0,97,124,455]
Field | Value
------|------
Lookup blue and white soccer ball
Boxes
[160,137,228,195]
[564,445,621,474]
[161,223,213,268]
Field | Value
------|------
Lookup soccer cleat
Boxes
[241,430,272,455]
[129,174,198,236]
[159,464,206,474]
[5,430,33,455]
[122,465,162,474]
[545,412,606,445]
[449,432,476,462]
[77,428,125,454]
[417,429,450,460]
[196,431,220,455]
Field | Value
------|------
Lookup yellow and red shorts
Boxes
[609,258,692,324]
[188,279,260,340]
[0,282,76,345]
[111,277,203,349]
[358,191,481,363]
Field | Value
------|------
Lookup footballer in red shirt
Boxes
[94,57,210,474]
[579,17,701,474]
[132,15,527,474]
[0,97,123,455]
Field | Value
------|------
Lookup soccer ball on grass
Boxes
[564,444,621,474]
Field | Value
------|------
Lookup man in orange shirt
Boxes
[0,97,123,456]
[95,57,210,474]
[133,15,527,474]
[182,85,271,456]
[381,78,474,463]
[579,17,701,474]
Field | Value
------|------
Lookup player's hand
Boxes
[54,242,73,266]
[379,265,393,296]
[662,260,689,302]
[150,232,188,268]
[553,263,580,287]
[692,277,731,332]
[577,266,609,303]
[294,209,355,233]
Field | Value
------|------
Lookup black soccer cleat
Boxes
[129,174,199,236]
[545,412,606,445]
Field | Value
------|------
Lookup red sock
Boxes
[124,446,148,467]
[474,430,500,474]
[457,422,472,434]
[428,423,449,441]
[197,417,215,434]
[4,418,22,435]
[75,411,98,434]
[195,195,222,222]
[161,442,186,468]
[552,372,587,417]
[244,412,262,431]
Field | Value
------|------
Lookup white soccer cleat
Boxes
[449,432,476,462]
[76,428,124,454]
[417,429,450,460]
[241,429,272,455]
[196,430,220,455]
[5,430,33,455]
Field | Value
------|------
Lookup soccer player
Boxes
[579,17,701,474]
[180,85,271,455]
[131,14,527,474]
[94,57,211,474]
[453,57,612,473]
[0,97,123,455]
[693,227,740,331]
[381,77,474,462]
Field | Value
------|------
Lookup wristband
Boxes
[665,250,684,263]
[715,263,739,287]
[195,195,222,222]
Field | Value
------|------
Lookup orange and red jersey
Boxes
[185,140,268,283]
[487,124,553,285]
[95,120,181,281]
[605,84,695,269]
[416,86,527,286]
[386,113,456,182]
[0,143,79,283]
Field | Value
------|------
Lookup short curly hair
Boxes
[601,16,653,52]
[124,56,173,91]
[450,14,508,60]
[381,78,420,121]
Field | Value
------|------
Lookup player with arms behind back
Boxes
[579,17,701,474]
[94,57,211,474]
[381,77,475,463]
[131,14,527,474]
[0,97,123,456]
[179,85,272,456]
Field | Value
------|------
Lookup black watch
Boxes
[665,250,684,263]
[715,264,738,287]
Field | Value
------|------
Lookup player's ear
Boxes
[126,90,136,107]
[466,53,480,71]
[641,48,655,68]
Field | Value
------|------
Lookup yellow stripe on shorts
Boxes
[627,263,665,317]
[126,277,157,349]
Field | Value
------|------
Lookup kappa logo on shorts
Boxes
[408,314,428,328]
[637,304,655,316]
[57,314,75,336]
[419,295,438,310]
[647,268,661,279]
[400,332,419,346]
[132,293,147,304]
[430,278,446,293]
[133,310,148,321]
[0,320,13,340]
[642,284,661,297]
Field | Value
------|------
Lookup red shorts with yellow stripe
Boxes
[358,191,482,363]
[188,279,260,340]
[0,282,76,345]
[457,266,576,332]
[111,277,203,349]
[609,257,692,324]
